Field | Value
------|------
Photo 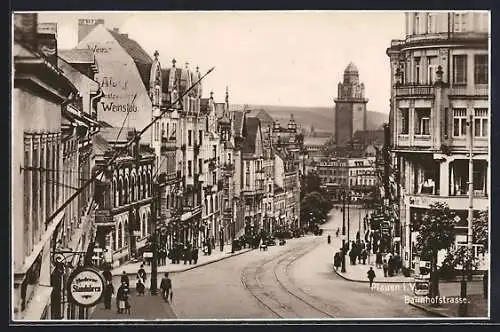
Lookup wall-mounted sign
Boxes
[67,267,105,307]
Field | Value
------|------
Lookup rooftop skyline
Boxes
[37,11,407,112]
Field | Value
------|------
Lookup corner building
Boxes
[386,12,489,269]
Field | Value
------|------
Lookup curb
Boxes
[112,248,254,277]
[407,302,450,317]
[333,267,415,284]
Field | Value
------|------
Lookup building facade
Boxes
[386,11,489,269]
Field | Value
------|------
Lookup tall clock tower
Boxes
[334,62,368,146]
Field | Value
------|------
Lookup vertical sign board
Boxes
[67,267,105,307]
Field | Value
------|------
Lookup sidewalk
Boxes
[91,289,176,320]
[334,255,414,283]
[112,246,253,276]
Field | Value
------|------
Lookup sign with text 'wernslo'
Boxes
[67,267,105,307]
[78,26,152,142]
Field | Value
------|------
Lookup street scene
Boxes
[12,11,489,321]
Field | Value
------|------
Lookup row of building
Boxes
[12,15,302,320]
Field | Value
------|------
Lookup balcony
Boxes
[395,84,435,98]
[406,193,488,211]
[448,85,488,98]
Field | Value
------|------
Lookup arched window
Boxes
[118,178,123,206]
[142,173,147,198]
[112,178,117,207]
[123,177,129,205]
[148,172,152,197]
[111,230,116,251]
[137,173,142,201]
[131,175,136,202]
[124,221,129,246]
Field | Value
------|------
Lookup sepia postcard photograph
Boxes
[11,10,491,322]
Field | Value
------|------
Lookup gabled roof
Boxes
[246,109,274,130]
[242,117,261,154]
[59,49,95,64]
[232,111,245,137]
[108,29,153,88]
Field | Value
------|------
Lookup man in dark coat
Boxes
[367,267,376,288]
[120,271,129,287]
[103,280,114,309]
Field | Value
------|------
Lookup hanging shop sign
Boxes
[67,267,105,307]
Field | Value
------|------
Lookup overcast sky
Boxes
[38,11,406,112]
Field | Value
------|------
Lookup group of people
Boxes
[375,252,403,277]
[169,243,200,265]
[99,264,174,313]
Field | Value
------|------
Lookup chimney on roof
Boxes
[113,28,119,32]
[78,18,104,43]
[14,13,38,49]
[121,33,128,39]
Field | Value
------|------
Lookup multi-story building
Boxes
[347,157,377,203]
[317,157,348,201]
[386,11,489,269]
[93,128,155,265]
[13,14,100,320]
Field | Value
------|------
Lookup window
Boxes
[199,130,203,146]
[427,56,438,84]
[453,55,467,85]
[199,159,203,174]
[453,109,468,137]
[427,13,436,33]
[454,13,467,32]
[415,14,421,34]
[188,130,192,146]
[188,160,192,177]
[245,162,250,187]
[414,57,421,84]
[474,109,488,137]
[474,55,488,84]
[415,108,431,135]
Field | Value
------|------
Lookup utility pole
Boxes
[341,191,346,273]
[460,114,474,316]
[150,182,160,296]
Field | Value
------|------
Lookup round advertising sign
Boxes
[67,267,105,307]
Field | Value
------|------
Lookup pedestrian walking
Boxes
[160,272,173,303]
[334,252,341,270]
[367,267,376,288]
[103,265,112,285]
[136,264,146,296]
[327,235,331,244]
[191,246,199,264]
[103,280,114,309]
[116,282,129,314]
[361,249,368,265]
[376,252,383,269]
[383,259,389,277]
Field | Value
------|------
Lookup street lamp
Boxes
[341,190,347,273]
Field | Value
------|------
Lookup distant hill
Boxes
[231,104,388,135]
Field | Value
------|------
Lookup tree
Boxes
[300,172,324,199]
[473,209,488,251]
[301,191,330,230]
[440,209,489,278]
[415,202,458,299]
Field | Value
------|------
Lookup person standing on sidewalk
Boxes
[160,272,173,303]
[367,267,376,288]
[103,280,114,310]
[383,259,389,277]
[120,271,129,288]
